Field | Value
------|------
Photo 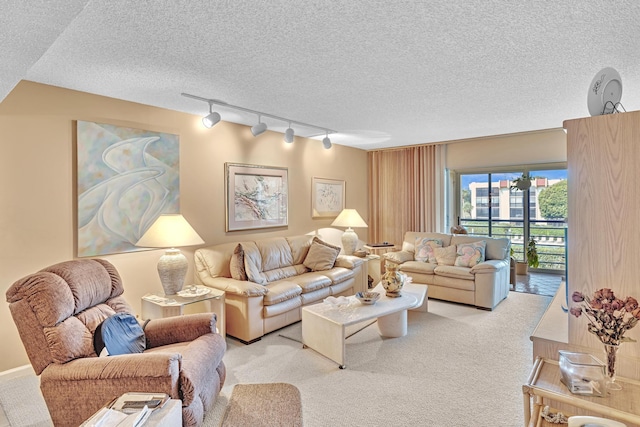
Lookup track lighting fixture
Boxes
[284,123,294,143]
[182,93,337,149]
[202,101,221,128]
[322,131,332,149]
[251,115,267,136]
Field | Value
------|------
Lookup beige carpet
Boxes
[203,291,552,426]
[221,383,302,427]
[1,292,552,426]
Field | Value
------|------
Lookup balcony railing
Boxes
[459,218,566,272]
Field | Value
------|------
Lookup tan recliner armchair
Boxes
[6,259,226,427]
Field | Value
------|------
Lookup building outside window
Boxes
[457,168,567,272]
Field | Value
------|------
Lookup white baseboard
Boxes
[0,365,34,380]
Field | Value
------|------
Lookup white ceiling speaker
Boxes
[251,116,267,136]
[588,67,623,116]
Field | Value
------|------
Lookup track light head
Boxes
[284,125,294,143]
[202,102,221,128]
[251,116,267,136]
[182,94,338,144]
[202,111,221,128]
[322,134,332,149]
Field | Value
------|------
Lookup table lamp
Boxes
[136,214,205,295]
[331,209,368,255]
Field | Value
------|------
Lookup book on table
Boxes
[81,392,169,427]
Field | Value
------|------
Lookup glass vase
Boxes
[603,343,622,391]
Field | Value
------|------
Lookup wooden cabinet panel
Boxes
[564,112,640,377]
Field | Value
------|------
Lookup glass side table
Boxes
[141,285,225,338]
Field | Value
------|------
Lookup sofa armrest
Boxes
[335,255,363,269]
[41,349,180,424]
[199,276,268,297]
[471,259,509,273]
[382,250,414,265]
[144,313,217,348]
[43,352,181,382]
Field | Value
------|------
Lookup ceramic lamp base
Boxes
[341,228,358,255]
[158,248,187,295]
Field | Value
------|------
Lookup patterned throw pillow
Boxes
[454,241,487,268]
[434,245,457,266]
[230,243,248,281]
[414,237,443,263]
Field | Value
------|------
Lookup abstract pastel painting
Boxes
[77,121,179,256]
[225,163,288,231]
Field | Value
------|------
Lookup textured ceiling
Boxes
[2,0,640,150]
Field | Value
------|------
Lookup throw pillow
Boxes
[454,241,487,268]
[303,237,341,271]
[414,237,443,263]
[230,243,248,281]
[93,313,146,357]
[434,245,457,266]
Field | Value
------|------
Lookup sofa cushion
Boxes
[229,244,247,281]
[286,235,314,265]
[434,245,457,266]
[295,272,332,293]
[257,237,294,271]
[263,281,302,306]
[454,241,486,268]
[451,235,509,261]
[330,278,354,295]
[318,267,354,284]
[434,265,475,280]
[397,260,437,275]
[242,242,267,285]
[402,232,452,253]
[415,237,442,263]
[303,237,340,271]
[300,287,332,305]
[262,265,302,283]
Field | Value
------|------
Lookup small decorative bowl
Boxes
[355,291,380,305]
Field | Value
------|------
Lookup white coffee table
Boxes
[301,282,428,368]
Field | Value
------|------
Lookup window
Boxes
[456,167,567,272]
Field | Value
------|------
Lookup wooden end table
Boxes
[523,357,640,427]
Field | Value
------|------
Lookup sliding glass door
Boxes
[457,167,567,273]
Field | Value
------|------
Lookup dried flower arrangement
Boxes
[570,288,640,346]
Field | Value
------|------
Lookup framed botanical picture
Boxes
[225,163,288,231]
[312,177,345,218]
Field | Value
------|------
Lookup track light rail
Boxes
[181,93,336,135]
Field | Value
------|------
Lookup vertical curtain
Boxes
[368,145,441,246]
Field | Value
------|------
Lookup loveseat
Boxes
[194,235,366,343]
[382,232,510,310]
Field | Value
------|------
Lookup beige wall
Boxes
[0,81,369,371]
[446,128,567,170]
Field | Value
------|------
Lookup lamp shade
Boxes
[136,214,204,295]
[331,209,367,255]
[331,209,368,228]
[136,214,204,248]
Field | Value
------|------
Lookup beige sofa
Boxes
[382,232,510,310]
[194,235,366,343]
